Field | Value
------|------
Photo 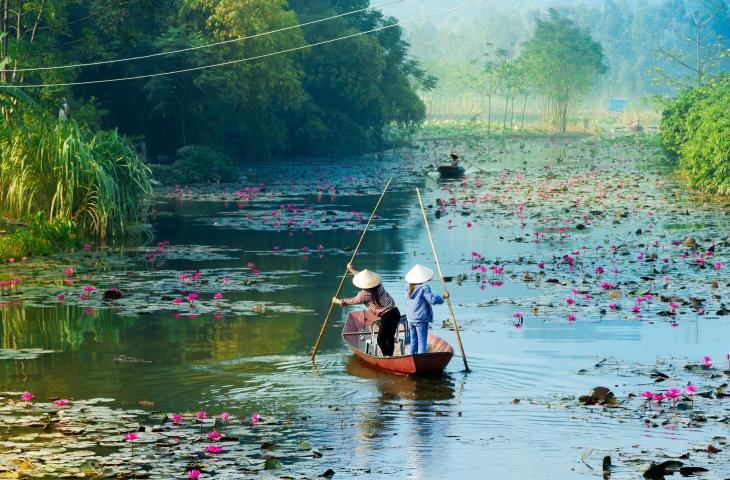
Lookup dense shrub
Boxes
[660,85,711,160]
[0,213,82,259]
[150,146,239,186]
[660,74,730,195]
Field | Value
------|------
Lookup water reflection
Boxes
[346,356,458,478]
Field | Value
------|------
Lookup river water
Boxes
[2,137,730,478]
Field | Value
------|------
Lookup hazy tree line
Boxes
[0,0,433,160]
[395,0,730,120]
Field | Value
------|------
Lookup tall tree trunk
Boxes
[1,0,8,84]
[695,0,703,85]
[487,81,492,135]
[509,94,515,131]
[520,93,528,131]
[502,90,509,134]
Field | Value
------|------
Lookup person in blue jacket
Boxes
[404,264,449,354]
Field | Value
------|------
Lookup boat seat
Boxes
[363,317,411,357]
[365,320,381,356]
[393,316,410,356]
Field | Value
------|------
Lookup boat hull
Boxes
[437,165,465,178]
[342,310,454,376]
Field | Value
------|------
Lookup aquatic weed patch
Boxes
[532,356,730,478]
[417,138,730,331]
[0,393,328,478]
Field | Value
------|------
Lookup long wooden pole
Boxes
[416,187,469,371]
[311,177,393,364]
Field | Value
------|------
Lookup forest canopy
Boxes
[0,0,433,160]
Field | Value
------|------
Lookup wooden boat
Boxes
[436,165,465,178]
[341,310,454,376]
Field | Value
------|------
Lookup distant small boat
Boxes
[341,310,454,376]
[436,165,465,178]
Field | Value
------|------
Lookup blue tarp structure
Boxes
[608,98,628,112]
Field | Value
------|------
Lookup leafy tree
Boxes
[289,0,431,153]
[654,0,730,88]
[518,9,607,132]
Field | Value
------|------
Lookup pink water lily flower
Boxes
[57,293,65,301]
[567,314,576,322]
[206,445,223,454]
[65,267,74,275]
[220,412,231,422]
[640,391,654,399]
[608,303,618,310]
[702,356,712,368]
[664,388,681,399]
[186,292,199,302]
[251,413,261,424]
[171,414,182,423]
[566,298,574,305]
[83,285,95,293]
[684,383,697,395]
[20,392,34,402]
[124,432,138,442]
[54,399,70,406]
[197,410,207,420]
[207,431,223,440]
[187,470,201,479]
[213,293,223,300]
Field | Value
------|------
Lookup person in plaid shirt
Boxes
[333,264,401,356]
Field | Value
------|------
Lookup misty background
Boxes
[380,0,730,120]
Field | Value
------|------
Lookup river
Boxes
[1,136,730,478]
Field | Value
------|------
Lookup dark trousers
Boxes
[377,308,401,356]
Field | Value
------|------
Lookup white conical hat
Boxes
[405,264,435,284]
[352,269,382,289]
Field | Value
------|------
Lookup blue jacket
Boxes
[405,284,443,323]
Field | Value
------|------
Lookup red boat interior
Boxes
[342,310,454,358]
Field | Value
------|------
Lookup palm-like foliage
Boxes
[0,115,151,240]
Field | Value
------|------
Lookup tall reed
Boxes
[0,115,152,240]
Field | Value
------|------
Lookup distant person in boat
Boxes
[449,153,460,167]
[404,264,449,355]
[332,264,401,357]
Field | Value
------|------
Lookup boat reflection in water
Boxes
[346,355,459,478]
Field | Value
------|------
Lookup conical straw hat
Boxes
[352,269,382,289]
[405,264,435,284]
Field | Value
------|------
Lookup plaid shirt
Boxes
[340,285,396,317]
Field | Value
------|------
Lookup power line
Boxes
[2,0,485,89]
[14,0,404,72]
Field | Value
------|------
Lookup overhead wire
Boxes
[1,0,485,89]
[0,0,487,89]
[13,0,404,72]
